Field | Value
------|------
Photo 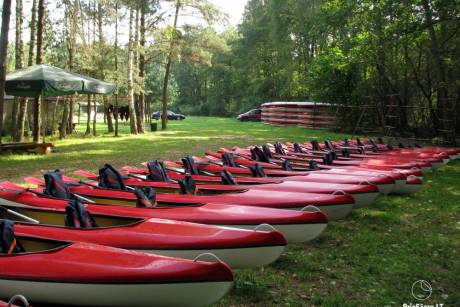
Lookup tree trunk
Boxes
[137,0,146,133]
[97,1,113,133]
[33,0,45,142]
[28,0,37,67]
[14,0,26,142]
[20,0,37,139]
[127,8,138,134]
[422,0,449,129]
[0,0,13,144]
[86,95,91,135]
[59,98,69,139]
[114,0,119,137]
[92,95,97,136]
[161,0,180,130]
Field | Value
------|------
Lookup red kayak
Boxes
[25,171,354,220]
[0,221,233,306]
[0,181,327,243]
[120,164,379,208]
[204,151,423,195]
[1,201,286,269]
[165,157,397,195]
[229,145,434,173]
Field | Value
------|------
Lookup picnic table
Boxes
[0,142,54,155]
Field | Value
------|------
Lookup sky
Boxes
[2,0,249,45]
[211,0,248,26]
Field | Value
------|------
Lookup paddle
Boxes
[127,173,179,184]
[0,206,40,224]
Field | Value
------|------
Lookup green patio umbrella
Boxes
[5,64,114,97]
[4,64,114,143]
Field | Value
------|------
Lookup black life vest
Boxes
[251,146,270,163]
[274,142,287,155]
[98,164,127,190]
[44,170,72,199]
[262,145,274,159]
[311,140,321,151]
[221,170,237,185]
[309,160,319,170]
[64,200,98,228]
[293,143,304,153]
[147,160,171,182]
[0,219,24,254]
[134,186,157,208]
[249,163,266,177]
[282,160,292,171]
[181,156,200,175]
[222,153,238,167]
[178,176,197,195]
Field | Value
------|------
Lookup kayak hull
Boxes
[232,222,327,243]
[143,245,285,269]
[0,279,233,307]
[291,203,354,220]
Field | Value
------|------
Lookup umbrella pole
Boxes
[41,91,45,143]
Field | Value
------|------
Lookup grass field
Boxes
[1,117,458,306]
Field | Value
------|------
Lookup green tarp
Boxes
[5,64,114,97]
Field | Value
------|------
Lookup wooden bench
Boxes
[0,142,55,155]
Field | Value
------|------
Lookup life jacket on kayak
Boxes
[249,163,266,177]
[146,160,172,182]
[293,143,304,153]
[0,219,24,254]
[182,156,202,175]
[250,147,270,163]
[282,160,292,171]
[44,170,72,199]
[99,164,127,190]
[222,153,238,167]
[311,140,321,151]
[178,176,197,195]
[134,186,157,208]
[274,142,287,155]
[65,199,98,228]
[262,145,274,159]
[309,160,319,170]
[221,170,237,185]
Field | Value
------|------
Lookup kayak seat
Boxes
[134,186,157,208]
[99,164,127,190]
[64,200,98,228]
[0,219,25,254]
[44,170,72,199]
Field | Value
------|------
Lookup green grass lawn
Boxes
[1,116,458,306]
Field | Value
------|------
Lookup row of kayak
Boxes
[0,137,458,306]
